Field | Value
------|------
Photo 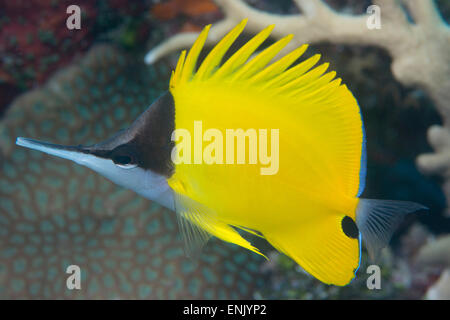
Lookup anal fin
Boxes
[264,213,361,286]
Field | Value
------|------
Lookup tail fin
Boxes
[356,199,428,260]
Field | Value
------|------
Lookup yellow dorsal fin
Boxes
[212,24,274,80]
[169,20,341,101]
[228,34,294,81]
[194,19,248,81]
[248,44,308,85]
[273,62,330,96]
[170,50,186,89]
[287,71,337,99]
[180,24,211,84]
[289,71,337,97]
[261,53,321,89]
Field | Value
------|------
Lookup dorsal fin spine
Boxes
[169,20,349,105]
[180,24,211,84]
[194,19,248,81]
[211,24,275,80]
[171,50,187,89]
[287,71,337,98]
[229,34,294,82]
[261,54,321,90]
[274,62,329,96]
[248,44,308,85]
[301,78,342,103]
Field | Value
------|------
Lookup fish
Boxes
[15,19,427,286]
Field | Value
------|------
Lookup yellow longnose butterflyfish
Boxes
[16,19,426,286]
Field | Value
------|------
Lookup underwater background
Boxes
[0,0,449,299]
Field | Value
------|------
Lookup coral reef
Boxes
[390,224,450,299]
[145,0,450,212]
[416,234,450,268]
[414,233,450,299]
[0,44,266,299]
[391,224,439,298]
[424,269,450,299]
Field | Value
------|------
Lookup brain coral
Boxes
[0,45,265,299]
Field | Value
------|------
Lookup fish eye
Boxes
[111,148,138,169]
[113,155,132,165]
[113,156,138,169]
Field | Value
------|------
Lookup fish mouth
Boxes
[16,137,91,165]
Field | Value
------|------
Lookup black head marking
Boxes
[84,91,175,176]
[341,216,359,239]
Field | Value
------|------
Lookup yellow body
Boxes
[167,20,364,285]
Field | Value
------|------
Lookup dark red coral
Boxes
[0,0,150,115]
[150,0,222,33]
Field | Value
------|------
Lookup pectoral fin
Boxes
[173,192,266,259]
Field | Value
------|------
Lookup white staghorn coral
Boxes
[146,0,450,211]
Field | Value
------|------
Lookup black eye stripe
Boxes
[342,216,359,239]
[84,91,175,176]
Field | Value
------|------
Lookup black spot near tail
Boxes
[342,216,359,239]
